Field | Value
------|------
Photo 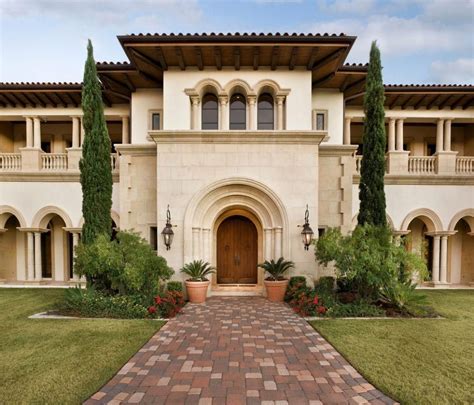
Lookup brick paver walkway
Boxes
[86,297,396,405]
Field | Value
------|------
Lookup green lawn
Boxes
[311,290,474,405]
[0,288,163,404]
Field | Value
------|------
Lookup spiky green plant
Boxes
[357,41,387,227]
[180,260,215,282]
[80,39,112,245]
[258,257,295,281]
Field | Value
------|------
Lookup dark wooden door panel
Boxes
[217,216,257,284]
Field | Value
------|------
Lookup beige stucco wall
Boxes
[130,89,163,144]
[312,89,344,145]
[163,69,312,131]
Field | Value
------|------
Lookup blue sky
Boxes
[0,0,473,84]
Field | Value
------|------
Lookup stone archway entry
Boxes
[217,215,258,284]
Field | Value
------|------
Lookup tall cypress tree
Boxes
[357,41,387,227]
[80,40,112,244]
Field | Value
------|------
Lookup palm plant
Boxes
[258,257,295,281]
[180,260,215,282]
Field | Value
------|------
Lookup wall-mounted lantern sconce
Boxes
[298,205,314,250]
[161,205,175,250]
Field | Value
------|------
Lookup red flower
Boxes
[154,296,162,305]
[317,306,327,315]
[147,306,157,314]
[313,296,319,305]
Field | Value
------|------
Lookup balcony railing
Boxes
[456,157,474,174]
[0,153,22,171]
[355,155,388,175]
[111,153,118,171]
[41,153,68,171]
[408,156,436,175]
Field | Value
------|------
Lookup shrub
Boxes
[315,224,427,301]
[60,287,149,319]
[74,230,173,303]
[167,281,184,292]
[327,300,385,318]
[379,278,428,315]
[314,276,335,297]
[258,257,295,281]
[180,260,215,281]
[152,290,185,318]
[285,276,310,302]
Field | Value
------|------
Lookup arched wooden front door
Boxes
[217,215,258,284]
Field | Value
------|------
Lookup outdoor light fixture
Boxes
[161,205,175,250]
[298,205,314,250]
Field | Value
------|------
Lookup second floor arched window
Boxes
[202,93,218,129]
[257,93,274,130]
[229,93,246,130]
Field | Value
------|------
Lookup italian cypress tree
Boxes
[357,41,387,227]
[80,40,112,244]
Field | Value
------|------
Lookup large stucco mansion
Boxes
[0,33,473,292]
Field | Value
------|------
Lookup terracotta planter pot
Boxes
[185,280,210,303]
[264,279,289,302]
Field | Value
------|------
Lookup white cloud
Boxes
[431,58,474,84]
[317,0,376,15]
[0,0,202,28]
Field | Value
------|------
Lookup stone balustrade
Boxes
[408,156,437,175]
[0,153,22,171]
[456,157,474,174]
[41,153,68,171]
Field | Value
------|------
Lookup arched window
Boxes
[258,93,274,130]
[229,93,246,130]
[201,93,218,129]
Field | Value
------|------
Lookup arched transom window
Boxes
[229,93,246,130]
[201,93,218,129]
[257,93,274,130]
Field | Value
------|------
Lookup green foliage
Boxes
[285,276,310,302]
[80,39,113,246]
[166,281,184,292]
[315,224,427,302]
[258,257,295,281]
[358,41,387,227]
[314,276,335,297]
[60,287,149,319]
[74,230,173,303]
[327,300,385,318]
[151,290,185,318]
[180,260,215,281]
[380,278,429,315]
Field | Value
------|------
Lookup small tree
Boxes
[80,40,112,245]
[358,41,387,227]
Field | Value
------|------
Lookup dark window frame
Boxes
[257,93,274,130]
[229,93,247,130]
[201,93,219,130]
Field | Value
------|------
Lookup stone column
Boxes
[25,117,34,148]
[388,118,396,152]
[248,95,256,130]
[343,117,351,145]
[122,116,130,144]
[264,228,273,261]
[396,119,404,151]
[34,232,42,281]
[33,117,41,149]
[71,117,80,148]
[436,119,444,153]
[202,228,210,263]
[218,95,228,130]
[80,117,85,147]
[276,96,285,130]
[274,227,282,259]
[432,235,440,284]
[443,119,452,152]
[190,96,200,130]
[440,235,448,284]
[27,232,34,281]
[72,232,80,281]
[192,227,201,260]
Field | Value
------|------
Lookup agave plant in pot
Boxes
[258,257,295,302]
[180,260,215,304]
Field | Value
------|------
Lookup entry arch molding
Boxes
[183,177,289,265]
